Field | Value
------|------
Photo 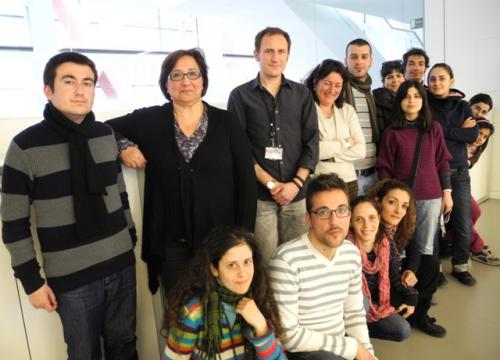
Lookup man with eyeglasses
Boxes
[228,26,318,262]
[269,173,375,360]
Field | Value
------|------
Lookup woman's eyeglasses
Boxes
[168,70,201,81]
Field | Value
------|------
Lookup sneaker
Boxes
[416,315,447,337]
[437,272,448,287]
[451,270,477,286]
[472,248,500,266]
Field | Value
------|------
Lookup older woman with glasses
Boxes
[106,48,257,296]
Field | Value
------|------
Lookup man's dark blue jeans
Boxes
[448,169,472,266]
[56,265,137,360]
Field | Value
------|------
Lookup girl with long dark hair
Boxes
[162,226,285,359]
[375,81,452,337]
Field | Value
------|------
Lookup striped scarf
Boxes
[202,281,255,359]
[352,235,395,322]
[345,74,380,143]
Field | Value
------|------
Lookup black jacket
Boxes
[107,102,257,293]
[427,89,478,169]
[373,87,395,133]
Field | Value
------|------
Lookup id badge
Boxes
[265,147,283,160]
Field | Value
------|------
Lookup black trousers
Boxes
[160,240,192,298]
[403,254,440,324]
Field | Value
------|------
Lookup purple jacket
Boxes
[376,121,452,200]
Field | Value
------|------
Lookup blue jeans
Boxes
[56,265,137,360]
[357,172,378,196]
[363,296,411,341]
[415,198,442,256]
[448,169,472,266]
[368,313,411,342]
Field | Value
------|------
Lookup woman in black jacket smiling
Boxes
[107,48,257,295]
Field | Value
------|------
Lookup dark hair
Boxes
[158,48,209,101]
[162,225,284,340]
[350,195,384,244]
[469,93,493,110]
[402,48,430,73]
[254,27,291,52]
[345,38,372,56]
[428,62,454,83]
[390,80,433,132]
[306,173,349,213]
[304,59,348,108]
[43,52,98,91]
[469,118,496,168]
[367,179,416,252]
[380,60,404,80]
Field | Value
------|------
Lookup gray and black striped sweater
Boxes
[1,119,136,294]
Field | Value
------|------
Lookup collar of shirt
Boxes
[250,73,293,92]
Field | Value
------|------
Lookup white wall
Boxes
[424,0,500,200]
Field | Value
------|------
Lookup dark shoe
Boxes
[437,272,448,287]
[416,315,447,337]
[451,270,477,286]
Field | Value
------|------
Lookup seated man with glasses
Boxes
[269,173,375,360]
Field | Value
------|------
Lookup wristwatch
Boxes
[266,180,276,190]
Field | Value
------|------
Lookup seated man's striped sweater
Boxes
[269,234,374,360]
[1,119,136,294]
[164,296,286,359]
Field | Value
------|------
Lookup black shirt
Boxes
[227,74,319,201]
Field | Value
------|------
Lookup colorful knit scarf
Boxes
[351,235,395,322]
[202,281,254,359]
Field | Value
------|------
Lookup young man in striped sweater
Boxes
[269,173,375,360]
[1,52,137,359]
[344,39,379,196]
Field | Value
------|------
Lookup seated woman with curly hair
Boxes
[162,226,285,359]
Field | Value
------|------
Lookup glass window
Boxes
[0,0,423,119]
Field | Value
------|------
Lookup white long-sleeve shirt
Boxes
[269,233,374,360]
[315,103,366,182]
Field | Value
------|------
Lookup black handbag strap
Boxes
[408,131,424,190]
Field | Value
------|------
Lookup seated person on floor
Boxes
[162,226,285,359]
